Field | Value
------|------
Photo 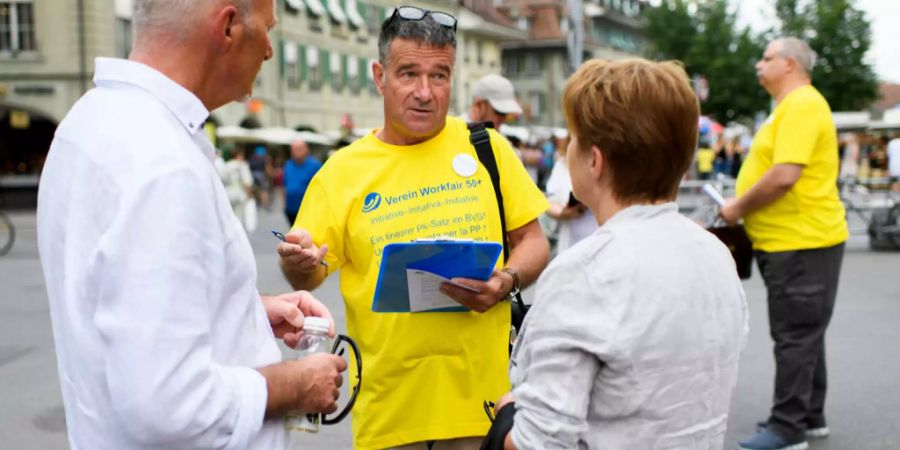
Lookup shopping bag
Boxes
[244,198,258,232]
[707,224,753,279]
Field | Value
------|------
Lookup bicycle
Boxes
[839,177,900,249]
[0,200,14,256]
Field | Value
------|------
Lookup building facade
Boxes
[0,0,132,179]
[455,0,527,118]
[214,0,399,134]
[213,0,524,133]
[0,0,522,184]
[499,0,647,127]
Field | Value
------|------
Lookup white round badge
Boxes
[452,153,478,177]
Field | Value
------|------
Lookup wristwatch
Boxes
[501,267,521,299]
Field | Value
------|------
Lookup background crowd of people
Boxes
[838,133,900,190]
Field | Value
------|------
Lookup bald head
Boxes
[129,0,276,111]
[756,37,816,99]
[134,0,253,43]
[771,37,816,78]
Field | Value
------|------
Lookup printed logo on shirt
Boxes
[362,192,382,213]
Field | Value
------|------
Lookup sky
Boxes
[736,0,900,83]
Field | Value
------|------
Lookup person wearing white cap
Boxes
[465,74,523,128]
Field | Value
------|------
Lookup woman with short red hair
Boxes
[484,58,749,450]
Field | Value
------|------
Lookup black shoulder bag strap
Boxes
[467,122,529,333]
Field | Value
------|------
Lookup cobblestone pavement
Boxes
[2,198,897,449]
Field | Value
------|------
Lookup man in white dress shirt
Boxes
[36,1,346,448]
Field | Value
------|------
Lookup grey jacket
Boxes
[509,203,748,449]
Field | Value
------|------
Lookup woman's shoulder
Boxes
[543,229,632,285]
[528,231,629,341]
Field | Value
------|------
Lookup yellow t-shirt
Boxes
[696,148,715,173]
[295,117,549,449]
[735,85,847,252]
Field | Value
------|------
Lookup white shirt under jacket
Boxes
[37,58,287,449]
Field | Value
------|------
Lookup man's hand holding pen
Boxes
[275,229,330,274]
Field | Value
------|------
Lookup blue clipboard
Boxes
[372,240,503,313]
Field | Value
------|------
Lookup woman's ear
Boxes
[589,145,604,181]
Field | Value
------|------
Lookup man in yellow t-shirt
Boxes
[276,8,550,450]
[695,143,715,180]
[721,38,847,450]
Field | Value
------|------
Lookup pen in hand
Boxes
[271,230,329,268]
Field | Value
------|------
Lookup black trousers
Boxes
[756,243,845,441]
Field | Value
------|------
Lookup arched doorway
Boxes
[0,105,57,176]
[0,105,58,209]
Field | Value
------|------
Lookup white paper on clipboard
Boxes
[405,269,479,312]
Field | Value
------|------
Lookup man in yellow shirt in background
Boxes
[276,6,550,450]
[696,140,715,180]
[721,37,847,450]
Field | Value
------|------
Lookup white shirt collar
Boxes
[93,57,210,136]
[604,202,679,229]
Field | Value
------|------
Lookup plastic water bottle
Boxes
[285,317,332,433]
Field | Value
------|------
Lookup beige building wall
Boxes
[455,31,505,115]
[214,0,387,132]
[215,0,473,134]
[0,0,525,186]
[500,0,646,128]
[1,0,523,135]
[0,0,131,182]
[3,1,77,123]
[0,0,130,123]
[455,8,527,117]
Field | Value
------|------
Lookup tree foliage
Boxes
[644,0,768,122]
[644,0,880,120]
[644,0,696,66]
[772,0,879,111]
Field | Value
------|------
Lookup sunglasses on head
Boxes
[388,6,457,32]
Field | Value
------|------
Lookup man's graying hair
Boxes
[134,0,253,41]
[377,13,456,64]
[773,37,817,78]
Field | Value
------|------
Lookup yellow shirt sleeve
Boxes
[294,172,346,272]
[772,95,823,166]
